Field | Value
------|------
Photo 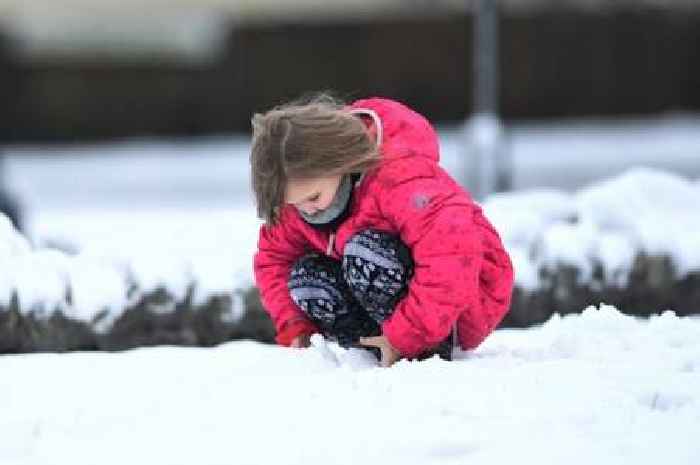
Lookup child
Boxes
[250,93,514,367]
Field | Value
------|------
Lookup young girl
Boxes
[250,93,513,367]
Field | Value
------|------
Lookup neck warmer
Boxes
[299,173,360,232]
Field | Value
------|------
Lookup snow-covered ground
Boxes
[1,118,700,464]
[1,305,699,465]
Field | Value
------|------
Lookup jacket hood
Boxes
[350,97,440,163]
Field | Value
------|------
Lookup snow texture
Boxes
[0,305,698,465]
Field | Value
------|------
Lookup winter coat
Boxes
[253,97,514,357]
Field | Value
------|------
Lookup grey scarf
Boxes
[298,173,355,227]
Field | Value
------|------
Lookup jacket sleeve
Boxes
[253,208,319,345]
[377,167,505,357]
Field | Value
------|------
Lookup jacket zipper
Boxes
[326,232,336,257]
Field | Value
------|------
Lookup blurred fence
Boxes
[1,4,699,142]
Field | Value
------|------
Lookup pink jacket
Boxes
[253,97,514,357]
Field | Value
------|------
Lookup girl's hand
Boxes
[290,334,311,348]
[359,335,401,367]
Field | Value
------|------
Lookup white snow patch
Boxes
[536,221,597,282]
[1,251,69,315]
[595,231,637,287]
[65,255,131,333]
[0,215,30,254]
[576,167,698,230]
[482,188,576,248]
[507,246,539,291]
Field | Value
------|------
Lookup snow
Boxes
[64,255,130,332]
[480,189,576,247]
[576,168,700,277]
[547,224,598,284]
[0,214,31,258]
[575,167,700,276]
[595,232,638,288]
[0,304,698,465]
[576,168,697,229]
[482,168,700,290]
[0,206,260,329]
[1,250,68,315]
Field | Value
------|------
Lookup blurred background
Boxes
[2,0,700,226]
[1,0,699,352]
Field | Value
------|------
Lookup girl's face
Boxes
[285,175,343,215]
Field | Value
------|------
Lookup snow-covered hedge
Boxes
[1,168,699,353]
[484,168,700,326]
[0,214,274,352]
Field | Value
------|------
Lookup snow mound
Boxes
[576,167,698,230]
[488,304,699,362]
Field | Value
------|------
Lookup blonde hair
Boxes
[250,92,381,225]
